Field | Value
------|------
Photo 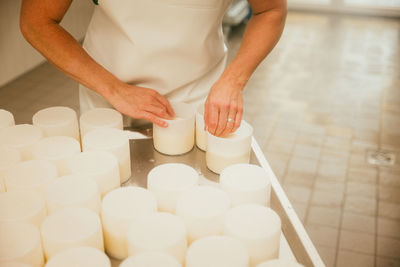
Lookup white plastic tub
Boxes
[127,212,187,263]
[83,128,131,183]
[153,102,195,155]
[206,120,253,174]
[0,124,42,160]
[185,236,249,267]
[0,222,44,267]
[0,190,46,227]
[176,186,231,243]
[0,109,15,129]
[220,164,271,206]
[101,187,157,260]
[5,160,57,196]
[45,247,111,267]
[147,163,199,213]
[45,174,101,214]
[32,136,81,176]
[68,151,120,197]
[32,106,80,141]
[224,204,282,266]
[80,108,123,138]
[40,207,104,260]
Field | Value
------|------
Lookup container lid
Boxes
[224,204,281,239]
[0,109,15,129]
[45,247,111,267]
[101,187,157,219]
[176,186,230,218]
[32,106,77,126]
[5,160,57,190]
[186,236,249,267]
[0,124,42,148]
[0,190,45,223]
[33,136,80,160]
[148,163,199,191]
[120,252,181,267]
[0,222,41,261]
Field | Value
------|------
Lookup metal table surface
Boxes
[111,136,325,267]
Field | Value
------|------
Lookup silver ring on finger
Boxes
[227,118,235,123]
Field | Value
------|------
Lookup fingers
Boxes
[137,111,168,128]
[146,104,171,120]
[232,96,243,132]
[220,103,237,137]
[207,103,220,136]
[154,93,175,118]
[204,102,209,131]
[215,103,229,137]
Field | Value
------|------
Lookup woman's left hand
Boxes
[204,74,244,137]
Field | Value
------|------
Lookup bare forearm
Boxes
[20,16,120,98]
[223,5,287,88]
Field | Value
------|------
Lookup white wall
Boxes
[0,0,94,87]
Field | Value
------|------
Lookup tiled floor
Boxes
[1,10,399,267]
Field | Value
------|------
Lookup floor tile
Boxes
[341,212,375,235]
[346,181,376,198]
[316,245,336,267]
[379,201,400,220]
[377,217,400,239]
[338,230,375,254]
[311,190,344,208]
[305,224,339,248]
[377,236,400,259]
[307,206,341,228]
[344,196,377,216]
[336,250,375,267]
[376,256,400,267]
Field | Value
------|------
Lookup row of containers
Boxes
[0,105,303,267]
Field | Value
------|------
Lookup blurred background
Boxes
[0,0,399,266]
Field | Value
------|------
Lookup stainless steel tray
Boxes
[113,135,325,267]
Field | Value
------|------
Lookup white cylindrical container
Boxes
[0,146,21,192]
[0,190,46,228]
[195,104,207,151]
[45,174,101,214]
[220,164,271,207]
[224,204,281,266]
[0,222,44,267]
[79,108,123,138]
[67,151,120,197]
[83,128,131,183]
[2,262,33,267]
[0,109,15,129]
[0,124,43,160]
[147,163,199,213]
[101,187,157,260]
[186,236,249,267]
[127,212,187,263]
[256,259,304,267]
[206,120,253,174]
[32,136,81,176]
[153,102,195,155]
[120,252,182,267]
[40,207,104,260]
[176,186,231,243]
[5,160,58,196]
[32,106,80,141]
[45,247,111,267]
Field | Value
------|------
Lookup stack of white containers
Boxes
[0,106,303,267]
[0,107,127,267]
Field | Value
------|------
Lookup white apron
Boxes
[80,0,232,126]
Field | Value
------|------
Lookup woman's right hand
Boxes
[105,82,175,128]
